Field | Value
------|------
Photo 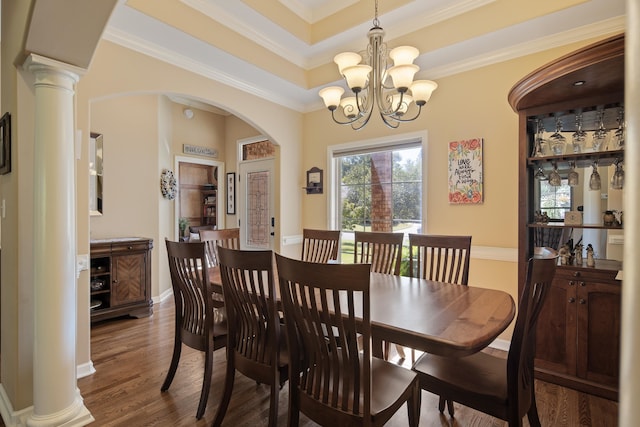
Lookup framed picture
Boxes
[0,112,11,175]
[226,172,236,214]
[448,138,483,204]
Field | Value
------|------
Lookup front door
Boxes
[238,158,274,250]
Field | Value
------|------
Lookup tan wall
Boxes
[302,36,615,340]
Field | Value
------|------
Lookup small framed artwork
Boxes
[305,167,323,194]
[448,138,483,204]
[0,112,11,175]
[226,172,236,214]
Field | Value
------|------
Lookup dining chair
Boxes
[212,247,288,427]
[355,231,404,359]
[411,256,557,426]
[408,234,472,285]
[354,231,403,275]
[275,253,420,427]
[199,228,241,268]
[162,239,228,420]
[300,228,340,263]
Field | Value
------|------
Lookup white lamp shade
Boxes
[340,97,359,118]
[410,80,438,103]
[334,52,362,75]
[319,86,344,108]
[391,93,413,114]
[389,46,419,65]
[343,64,372,90]
[387,64,419,90]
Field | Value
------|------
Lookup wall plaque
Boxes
[183,144,218,158]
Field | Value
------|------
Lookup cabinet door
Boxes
[535,277,577,376]
[577,281,621,388]
[111,253,147,306]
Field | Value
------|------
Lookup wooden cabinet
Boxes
[201,187,217,227]
[508,34,624,400]
[90,237,153,322]
[535,263,621,400]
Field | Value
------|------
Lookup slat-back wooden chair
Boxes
[162,239,227,419]
[301,228,341,263]
[354,231,403,275]
[411,256,557,426]
[199,228,241,268]
[355,231,404,359]
[212,247,288,427]
[275,253,420,427]
[409,234,472,285]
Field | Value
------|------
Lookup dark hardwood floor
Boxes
[70,299,615,426]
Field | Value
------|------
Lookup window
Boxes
[538,178,572,220]
[334,144,422,269]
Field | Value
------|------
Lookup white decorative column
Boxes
[24,54,93,427]
[620,1,640,424]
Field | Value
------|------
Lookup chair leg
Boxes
[383,341,390,360]
[438,396,454,417]
[526,388,542,427]
[268,379,279,427]
[446,399,455,417]
[160,336,182,391]
[212,355,236,427]
[287,380,300,427]
[196,348,214,419]
[407,383,420,427]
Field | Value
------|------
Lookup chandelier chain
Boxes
[373,0,380,27]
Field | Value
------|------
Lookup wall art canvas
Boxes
[448,138,483,204]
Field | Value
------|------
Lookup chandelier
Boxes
[319,0,437,130]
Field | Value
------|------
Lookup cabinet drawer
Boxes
[555,266,621,284]
[111,241,151,253]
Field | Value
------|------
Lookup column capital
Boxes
[23,54,86,87]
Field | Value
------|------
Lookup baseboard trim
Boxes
[76,361,96,379]
[0,384,32,427]
[489,337,511,352]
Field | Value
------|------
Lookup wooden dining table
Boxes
[209,267,515,359]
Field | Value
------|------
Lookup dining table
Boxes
[209,267,516,359]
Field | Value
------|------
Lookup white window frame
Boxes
[326,131,429,231]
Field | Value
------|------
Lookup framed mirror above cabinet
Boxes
[509,34,624,400]
[89,132,104,216]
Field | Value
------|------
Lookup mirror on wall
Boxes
[89,133,103,216]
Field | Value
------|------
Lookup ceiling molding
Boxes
[427,16,625,80]
[278,0,359,23]
[103,27,307,112]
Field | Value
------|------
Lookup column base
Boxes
[26,389,94,427]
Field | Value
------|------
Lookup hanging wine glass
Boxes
[534,167,547,180]
[549,116,566,155]
[592,109,608,152]
[610,159,624,190]
[589,161,601,191]
[548,163,562,186]
[612,106,625,150]
[571,113,587,153]
[531,118,548,157]
[568,161,579,187]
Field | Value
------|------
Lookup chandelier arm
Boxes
[329,109,365,126]
[389,104,423,122]
[379,112,401,129]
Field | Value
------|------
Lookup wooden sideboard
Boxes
[90,237,153,322]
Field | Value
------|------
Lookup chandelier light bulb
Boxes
[410,80,438,104]
[319,86,344,109]
[342,64,372,92]
[387,64,419,91]
[334,52,362,75]
[389,46,419,65]
[391,93,413,114]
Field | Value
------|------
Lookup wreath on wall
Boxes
[160,169,177,200]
